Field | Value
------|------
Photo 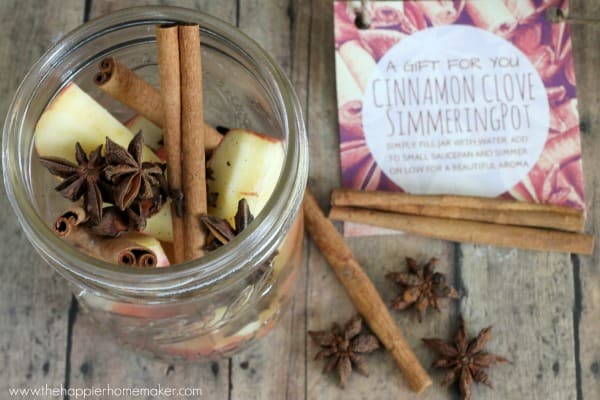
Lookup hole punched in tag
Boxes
[354,0,371,29]
[546,6,600,25]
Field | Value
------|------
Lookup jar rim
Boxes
[2,6,308,296]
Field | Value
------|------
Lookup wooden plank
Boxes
[303,1,455,398]
[89,0,234,16]
[0,0,83,394]
[459,1,596,399]
[68,320,225,397]
[66,2,236,398]
[457,0,600,397]
[229,1,310,399]
[570,1,600,399]
[459,247,577,400]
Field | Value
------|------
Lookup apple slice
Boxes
[34,83,160,163]
[125,114,163,151]
[207,129,284,225]
[144,199,173,242]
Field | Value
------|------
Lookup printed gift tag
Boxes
[334,0,584,236]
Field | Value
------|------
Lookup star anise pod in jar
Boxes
[422,315,510,400]
[103,132,165,211]
[386,257,458,321]
[308,315,380,388]
[200,198,254,250]
[89,206,129,237]
[129,184,169,231]
[201,199,275,286]
[39,143,106,224]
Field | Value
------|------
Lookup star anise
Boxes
[201,199,275,287]
[308,315,380,388]
[39,143,105,224]
[422,315,510,400]
[200,198,253,250]
[386,257,458,321]
[122,185,169,232]
[90,206,129,237]
[83,187,163,237]
[103,132,165,211]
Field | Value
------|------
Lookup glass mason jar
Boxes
[2,7,308,361]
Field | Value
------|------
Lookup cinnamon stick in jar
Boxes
[93,56,223,151]
[329,206,595,255]
[59,225,158,268]
[303,189,432,393]
[179,23,208,260]
[156,24,185,264]
[94,57,164,128]
[53,208,161,268]
[53,206,88,237]
[330,189,586,233]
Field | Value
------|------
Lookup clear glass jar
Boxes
[2,6,308,361]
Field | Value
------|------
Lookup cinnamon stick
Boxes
[94,57,163,127]
[94,56,222,151]
[303,189,432,393]
[54,206,88,237]
[331,189,586,233]
[156,24,185,264]
[329,206,595,255]
[59,224,158,267]
[179,24,208,260]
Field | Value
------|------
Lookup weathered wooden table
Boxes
[1,1,598,399]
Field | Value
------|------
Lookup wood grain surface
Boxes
[0,1,598,399]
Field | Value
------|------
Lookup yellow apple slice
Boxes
[144,199,173,242]
[207,129,284,225]
[125,114,163,150]
[34,83,160,163]
[143,128,285,242]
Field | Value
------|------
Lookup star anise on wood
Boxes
[39,143,106,224]
[422,315,510,400]
[103,132,165,211]
[386,257,458,321]
[308,315,380,388]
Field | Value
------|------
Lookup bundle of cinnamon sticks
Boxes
[329,189,594,255]
[155,24,208,263]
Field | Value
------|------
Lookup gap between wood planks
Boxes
[571,254,584,400]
